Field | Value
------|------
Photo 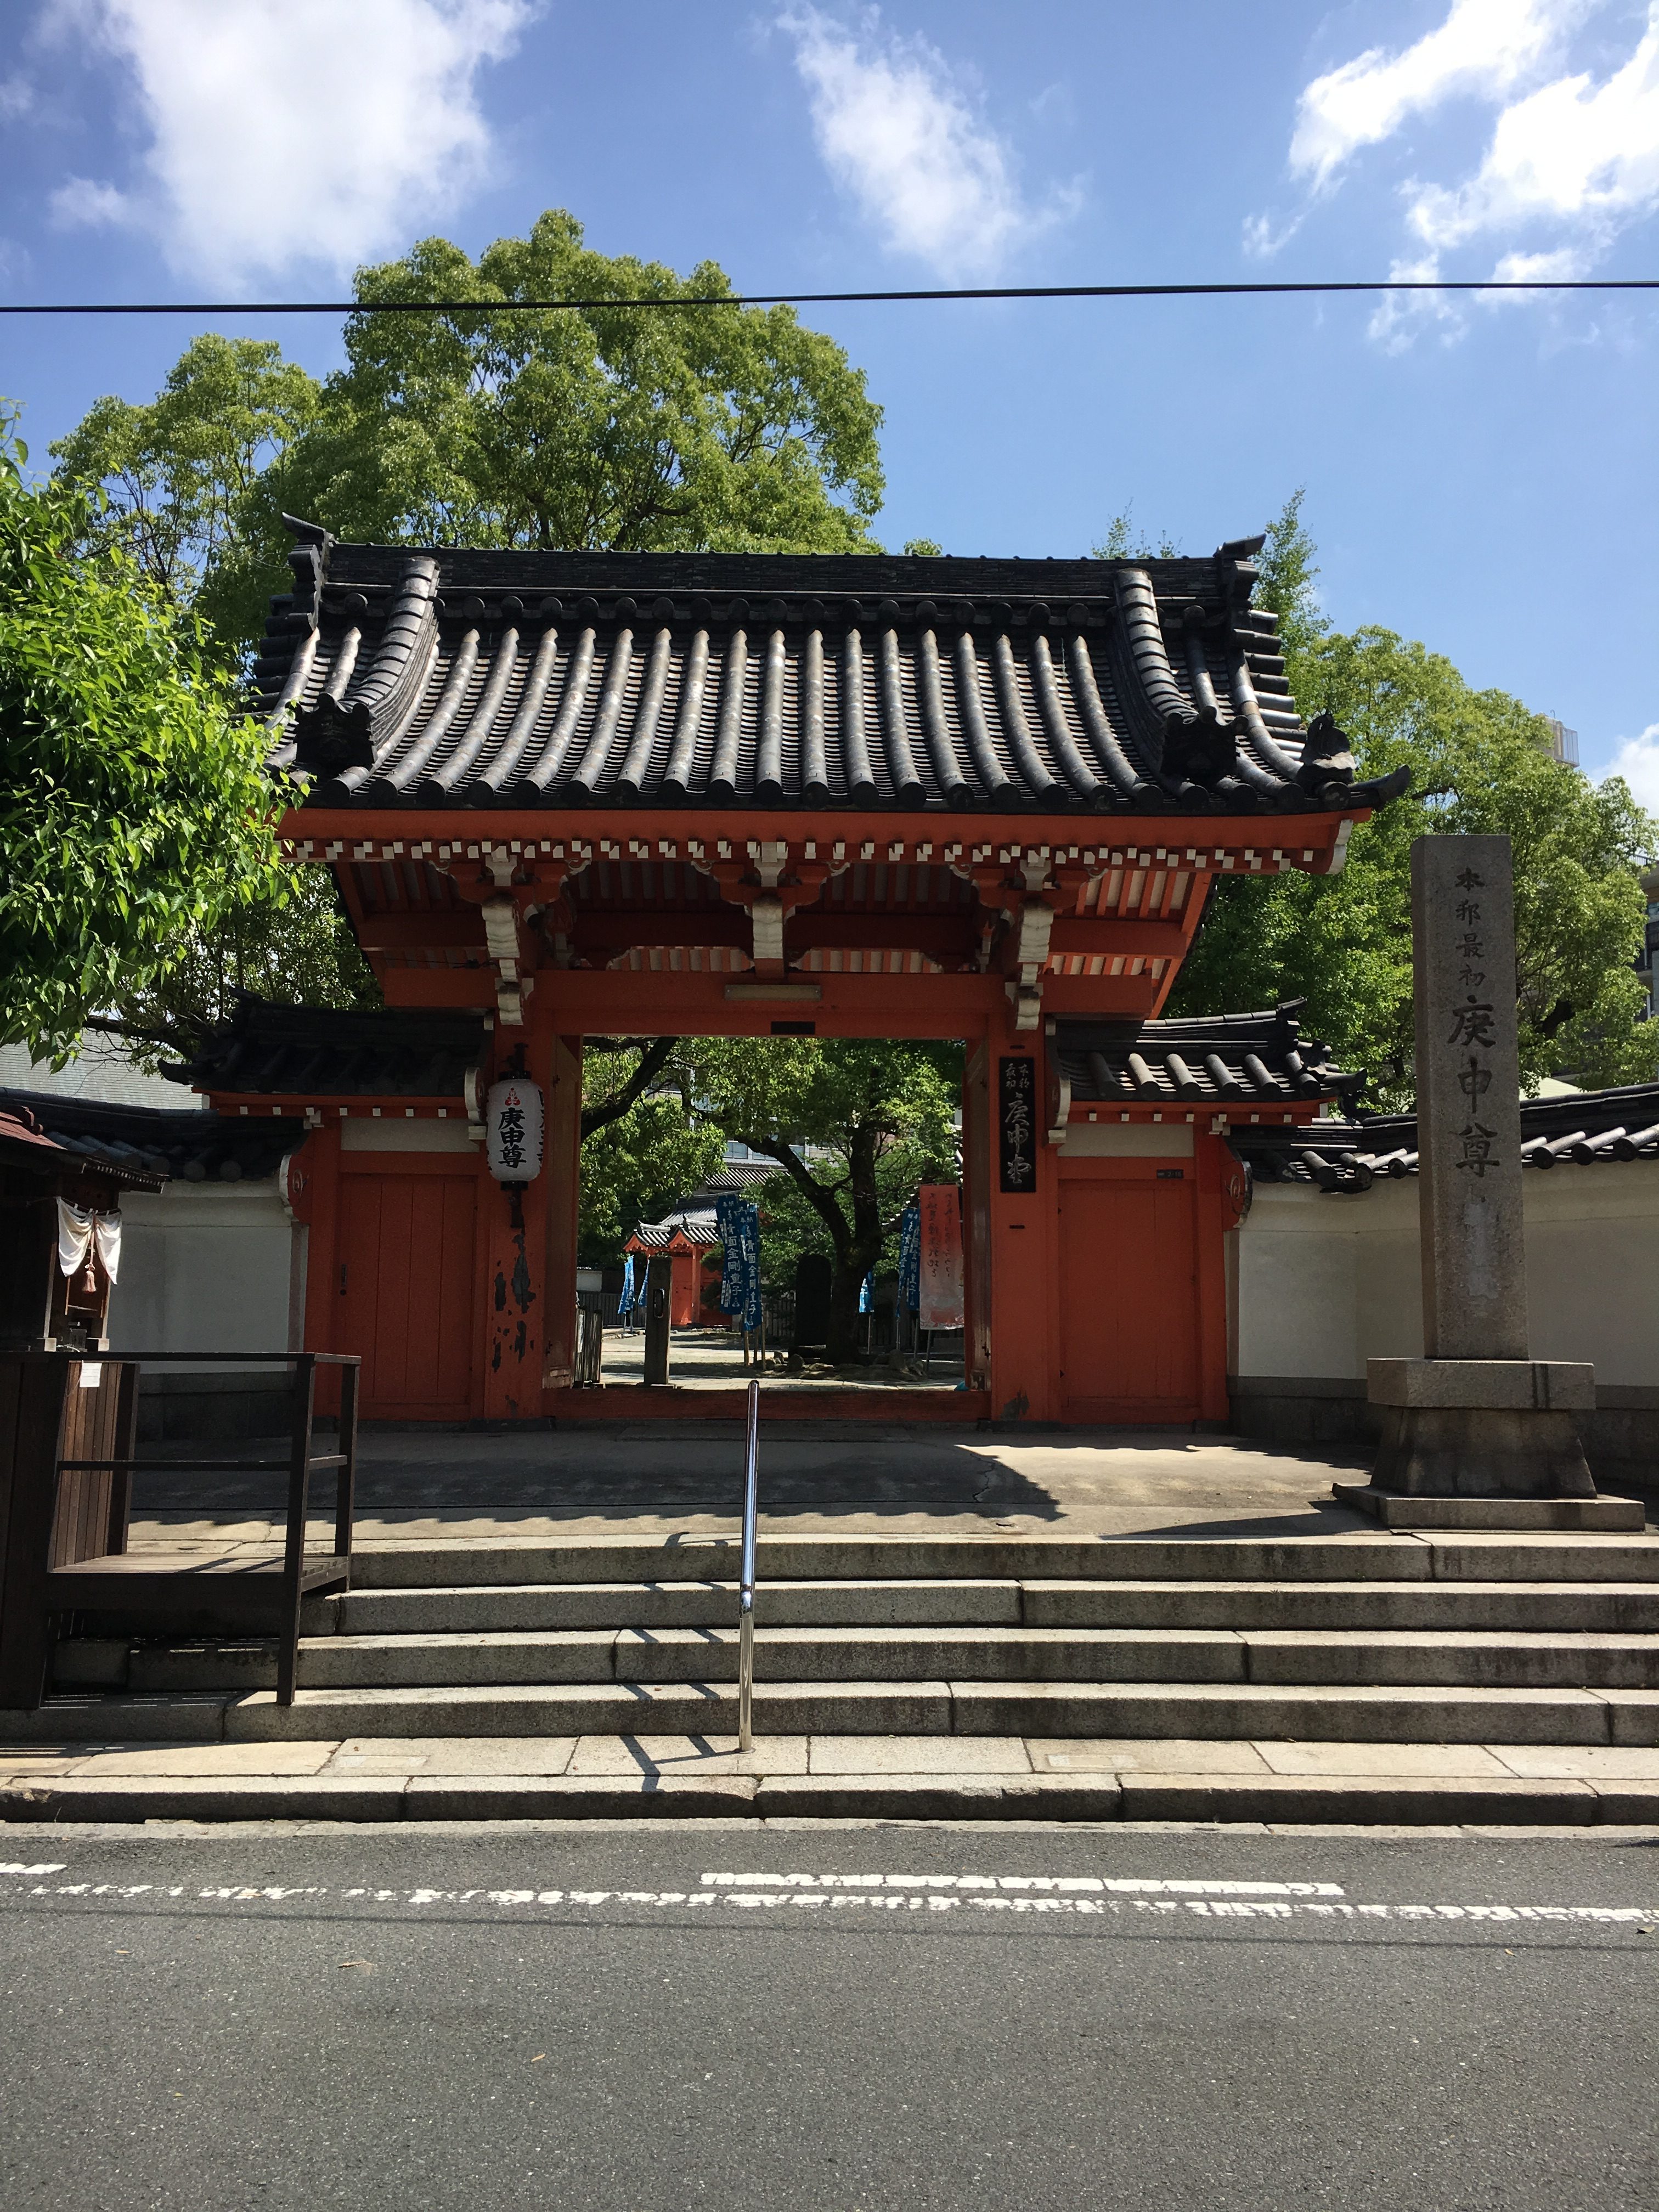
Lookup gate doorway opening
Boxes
[583,1031,969,1402]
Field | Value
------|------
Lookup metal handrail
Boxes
[738,1378,759,1752]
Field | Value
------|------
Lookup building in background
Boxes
[1541,716,1579,766]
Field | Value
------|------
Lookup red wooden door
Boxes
[1057,1166,1199,1421]
[337,1170,478,1419]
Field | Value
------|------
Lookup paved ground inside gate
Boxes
[599,1325,966,1390]
[124,1425,1394,1547]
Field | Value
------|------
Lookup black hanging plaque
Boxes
[998,1056,1037,1194]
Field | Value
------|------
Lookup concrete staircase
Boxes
[38,1531,1659,1750]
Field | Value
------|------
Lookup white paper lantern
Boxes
[486,1076,544,1183]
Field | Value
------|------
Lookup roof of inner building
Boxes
[1053,1003,1362,1109]
[257,524,1408,821]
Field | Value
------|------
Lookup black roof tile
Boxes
[1054,1002,1362,1109]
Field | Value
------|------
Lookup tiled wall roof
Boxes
[1231,1081,1659,1192]
[165,997,486,1101]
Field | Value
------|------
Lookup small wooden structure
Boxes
[0,1102,162,1355]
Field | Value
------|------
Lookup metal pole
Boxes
[738,1377,759,1753]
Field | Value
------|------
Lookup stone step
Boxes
[64,1623,1659,1697]
[303,1577,1659,1638]
[15,1678,1659,1745]
[343,1533,1659,1589]
[320,1579,1026,1635]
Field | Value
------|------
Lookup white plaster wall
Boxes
[1234,1166,1659,1386]
[107,1182,295,1356]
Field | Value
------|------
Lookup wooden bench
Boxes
[0,1352,359,1708]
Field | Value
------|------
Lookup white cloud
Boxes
[1605,723,1659,810]
[0,75,33,121]
[1403,9,1659,251]
[50,174,129,229]
[45,0,532,284]
[1262,1,1659,347]
[778,7,1075,278]
[1289,0,1578,190]
[1366,251,1466,351]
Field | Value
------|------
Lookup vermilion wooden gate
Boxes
[338,1166,478,1420]
[1057,1163,1200,1423]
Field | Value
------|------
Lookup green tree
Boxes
[246,207,883,626]
[1093,508,1179,559]
[1169,496,1657,1102]
[686,1038,961,1363]
[576,1040,724,1267]
[47,333,320,662]
[0,420,283,1064]
[92,866,380,1068]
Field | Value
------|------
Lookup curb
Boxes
[4,1771,1657,1826]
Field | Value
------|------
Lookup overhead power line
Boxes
[0,277,1655,315]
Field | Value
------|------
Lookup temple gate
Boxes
[178,530,1403,1425]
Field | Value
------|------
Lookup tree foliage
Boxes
[96,866,379,1070]
[685,1038,961,1363]
[0,420,284,1065]
[575,1042,723,1268]
[1167,496,1657,1103]
[48,334,320,662]
[235,209,884,647]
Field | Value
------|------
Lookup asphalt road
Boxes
[2,1822,1656,2211]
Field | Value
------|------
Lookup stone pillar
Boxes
[1413,833,1529,1362]
[1335,834,1639,1530]
[642,1255,672,1388]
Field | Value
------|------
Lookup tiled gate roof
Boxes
[256,525,1408,821]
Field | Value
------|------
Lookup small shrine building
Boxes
[175,527,1406,1424]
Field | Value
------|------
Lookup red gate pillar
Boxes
[961,1041,992,1391]
[478,1028,567,1421]
[985,1039,1059,1424]
[540,1032,583,1395]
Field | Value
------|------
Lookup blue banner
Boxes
[715,1194,746,1315]
[738,1202,762,1333]
[898,1204,920,1313]
[859,1270,873,1314]
[617,1252,636,1316]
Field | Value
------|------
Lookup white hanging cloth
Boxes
[55,1201,122,1283]
[57,1200,92,1278]
[94,1212,122,1284]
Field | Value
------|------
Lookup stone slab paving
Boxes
[123,1427,1397,1548]
[6,1731,1659,1820]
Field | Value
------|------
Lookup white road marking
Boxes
[3,1865,1654,1929]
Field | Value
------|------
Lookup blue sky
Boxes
[2,0,1656,793]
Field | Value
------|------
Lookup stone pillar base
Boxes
[1331,1481,1644,1532]
[1368,1356,1600,1498]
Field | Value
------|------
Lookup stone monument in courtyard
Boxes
[1335,834,1643,1530]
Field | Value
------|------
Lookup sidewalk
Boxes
[5,1732,1659,1825]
